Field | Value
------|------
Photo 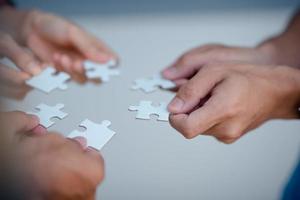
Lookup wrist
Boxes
[271,66,300,119]
[256,38,281,66]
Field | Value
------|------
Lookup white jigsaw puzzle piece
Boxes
[68,119,115,151]
[83,60,120,82]
[131,74,175,93]
[128,100,169,121]
[26,67,70,93]
[28,103,68,128]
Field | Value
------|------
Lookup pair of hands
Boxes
[0,7,114,199]
[0,111,104,200]
[162,44,300,143]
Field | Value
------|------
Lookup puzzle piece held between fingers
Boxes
[68,119,116,151]
[131,74,175,93]
[28,103,68,128]
[26,67,70,93]
[128,101,169,121]
[83,60,120,82]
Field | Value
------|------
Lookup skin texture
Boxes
[162,10,300,143]
[167,63,300,143]
[0,7,118,81]
[0,112,104,200]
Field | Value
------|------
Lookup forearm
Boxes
[258,9,300,68]
[0,6,29,44]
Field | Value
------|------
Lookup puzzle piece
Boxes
[131,74,175,93]
[128,101,169,121]
[28,103,68,128]
[83,59,120,82]
[26,67,70,93]
[68,119,116,151]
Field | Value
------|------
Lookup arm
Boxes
[258,9,300,68]
[162,10,300,83]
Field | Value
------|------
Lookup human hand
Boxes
[20,10,118,74]
[167,63,300,143]
[1,111,104,200]
[0,31,43,85]
[162,44,277,86]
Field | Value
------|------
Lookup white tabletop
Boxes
[2,8,300,200]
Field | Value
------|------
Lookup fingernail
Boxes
[31,125,47,135]
[168,97,184,113]
[163,67,177,77]
[73,136,87,149]
[28,61,42,75]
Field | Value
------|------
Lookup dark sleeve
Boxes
[0,0,14,7]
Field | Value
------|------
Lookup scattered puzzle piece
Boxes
[68,119,116,151]
[128,101,169,121]
[26,67,70,93]
[131,74,175,93]
[83,59,120,82]
[28,103,68,128]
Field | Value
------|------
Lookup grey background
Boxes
[3,0,300,200]
[14,0,300,16]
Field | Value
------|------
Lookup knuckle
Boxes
[204,63,224,72]
[223,101,243,118]
[182,121,198,139]
[180,83,197,99]
[178,53,194,66]
[223,125,243,141]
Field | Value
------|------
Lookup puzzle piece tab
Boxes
[26,67,70,93]
[128,101,169,121]
[131,74,175,93]
[83,60,120,82]
[68,119,116,151]
[28,103,68,128]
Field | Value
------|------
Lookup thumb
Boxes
[3,111,40,134]
[168,66,225,114]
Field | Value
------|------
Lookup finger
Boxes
[72,136,87,149]
[27,32,57,64]
[168,66,225,114]
[0,33,42,75]
[169,99,224,139]
[162,49,213,80]
[31,125,48,135]
[69,25,118,63]
[0,63,30,86]
[3,111,40,133]
[204,118,246,144]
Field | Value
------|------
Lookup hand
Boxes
[167,63,300,143]
[1,112,104,200]
[162,44,277,86]
[0,31,42,85]
[21,10,118,74]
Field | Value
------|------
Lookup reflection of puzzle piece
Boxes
[83,60,120,82]
[26,67,70,93]
[128,101,169,121]
[132,74,175,93]
[28,103,68,128]
[68,119,116,151]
